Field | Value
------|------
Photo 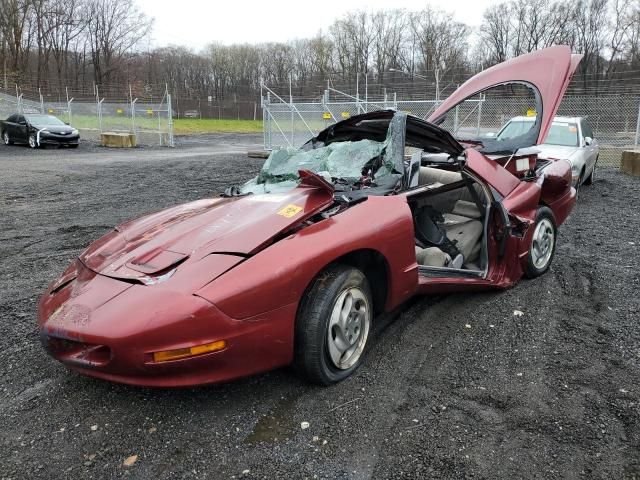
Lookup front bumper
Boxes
[39,132,80,145]
[37,269,297,387]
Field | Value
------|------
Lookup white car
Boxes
[490,116,599,187]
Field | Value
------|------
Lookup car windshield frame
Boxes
[25,114,66,126]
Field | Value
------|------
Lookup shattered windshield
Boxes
[240,135,397,195]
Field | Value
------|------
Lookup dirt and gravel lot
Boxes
[1,136,639,480]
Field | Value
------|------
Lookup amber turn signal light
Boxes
[152,340,227,362]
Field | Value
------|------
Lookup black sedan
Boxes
[1,113,80,148]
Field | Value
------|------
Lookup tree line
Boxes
[1,0,639,101]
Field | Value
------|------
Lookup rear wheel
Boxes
[28,133,38,149]
[3,131,12,145]
[294,265,372,385]
[524,206,557,279]
[584,157,597,185]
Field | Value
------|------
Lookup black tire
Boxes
[524,206,557,279]
[2,131,12,145]
[68,144,79,149]
[583,157,597,185]
[28,133,38,149]
[294,264,373,385]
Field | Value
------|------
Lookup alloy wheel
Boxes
[327,287,371,370]
[531,218,555,270]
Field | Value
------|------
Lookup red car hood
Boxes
[428,45,582,146]
[79,183,333,281]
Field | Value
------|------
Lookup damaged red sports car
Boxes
[38,46,581,387]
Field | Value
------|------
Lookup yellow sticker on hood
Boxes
[277,204,303,218]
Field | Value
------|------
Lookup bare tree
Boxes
[0,0,31,74]
[410,7,469,99]
[479,4,512,64]
[604,0,635,77]
[45,0,87,88]
[85,0,152,84]
[371,10,407,82]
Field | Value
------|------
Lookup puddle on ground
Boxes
[244,395,299,445]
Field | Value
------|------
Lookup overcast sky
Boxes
[136,0,500,50]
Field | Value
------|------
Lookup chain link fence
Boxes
[262,86,640,167]
[0,87,173,147]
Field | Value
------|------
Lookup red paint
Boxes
[428,45,582,146]
[465,149,520,197]
[37,47,579,387]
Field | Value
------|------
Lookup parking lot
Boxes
[1,136,639,479]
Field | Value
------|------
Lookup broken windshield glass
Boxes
[239,137,396,195]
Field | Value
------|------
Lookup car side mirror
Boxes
[584,136,592,146]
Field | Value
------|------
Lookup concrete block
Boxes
[621,150,640,176]
[247,150,270,159]
[101,132,137,148]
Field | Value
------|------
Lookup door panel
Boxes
[17,118,28,142]
[6,120,16,137]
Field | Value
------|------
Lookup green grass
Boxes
[57,115,264,135]
[62,114,162,131]
[172,119,263,135]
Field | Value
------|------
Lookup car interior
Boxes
[405,159,491,277]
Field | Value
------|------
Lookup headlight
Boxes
[71,129,79,135]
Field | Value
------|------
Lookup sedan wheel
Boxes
[294,265,372,385]
[3,131,11,145]
[584,158,597,185]
[28,134,38,149]
[524,206,557,278]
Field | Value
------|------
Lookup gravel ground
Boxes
[1,138,639,480]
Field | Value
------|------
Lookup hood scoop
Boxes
[125,248,188,275]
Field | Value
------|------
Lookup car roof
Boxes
[509,115,582,123]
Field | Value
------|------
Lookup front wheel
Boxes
[294,265,372,385]
[584,157,597,185]
[524,206,557,279]
[3,131,12,145]
[28,133,38,149]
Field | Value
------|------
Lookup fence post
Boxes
[39,88,44,113]
[476,95,483,136]
[167,92,174,147]
[635,96,640,147]
[289,74,294,146]
[66,87,73,125]
[131,97,137,136]
[98,98,104,133]
[67,98,74,125]
[364,71,368,113]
